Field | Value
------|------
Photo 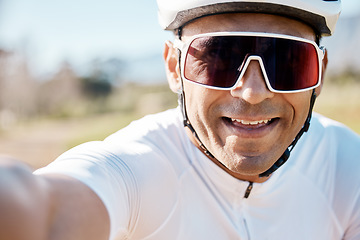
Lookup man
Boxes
[0,0,359,239]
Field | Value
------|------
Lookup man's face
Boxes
[166,13,324,181]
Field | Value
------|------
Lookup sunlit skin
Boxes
[164,13,327,183]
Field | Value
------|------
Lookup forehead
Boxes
[182,13,316,41]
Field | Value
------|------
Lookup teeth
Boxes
[231,119,271,125]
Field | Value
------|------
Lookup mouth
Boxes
[231,118,273,126]
[223,117,279,134]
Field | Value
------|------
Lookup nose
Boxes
[230,59,274,104]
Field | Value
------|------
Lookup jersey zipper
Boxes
[244,182,253,198]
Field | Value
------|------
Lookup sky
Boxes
[0,0,359,77]
[0,0,173,77]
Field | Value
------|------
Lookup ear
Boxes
[315,48,328,96]
[164,40,182,93]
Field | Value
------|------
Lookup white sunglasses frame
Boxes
[174,32,325,93]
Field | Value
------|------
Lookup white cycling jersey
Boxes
[35,107,360,240]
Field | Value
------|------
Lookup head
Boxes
[159,0,341,181]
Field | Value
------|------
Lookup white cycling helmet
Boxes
[157,0,341,36]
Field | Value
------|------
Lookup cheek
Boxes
[183,84,207,134]
[183,83,217,117]
[184,85,205,118]
[284,91,313,130]
[183,83,225,135]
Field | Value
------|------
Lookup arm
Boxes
[0,157,110,240]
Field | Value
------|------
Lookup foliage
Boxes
[80,74,112,99]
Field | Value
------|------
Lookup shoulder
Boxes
[35,108,189,238]
[286,114,360,232]
[297,113,360,199]
[307,114,360,189]
[38,108,188,184]
[310,113,360,159]
[105,107,184,143]
[297,113,360,173]
[103,107,190,172]
[289,113,360,193]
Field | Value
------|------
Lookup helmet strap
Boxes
[177,48,215,159]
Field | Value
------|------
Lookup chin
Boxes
[221,152,278,176]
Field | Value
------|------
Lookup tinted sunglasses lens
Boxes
[263,38,320,91]
[184,36,247,88]
[183,35,320,91]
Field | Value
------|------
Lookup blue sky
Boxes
[0,0,172,76]
[0,0,359,77]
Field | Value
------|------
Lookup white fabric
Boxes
[35,108,360,240]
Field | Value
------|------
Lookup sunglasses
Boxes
[174,32,325,93]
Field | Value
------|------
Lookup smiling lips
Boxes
[231,118,272,126]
